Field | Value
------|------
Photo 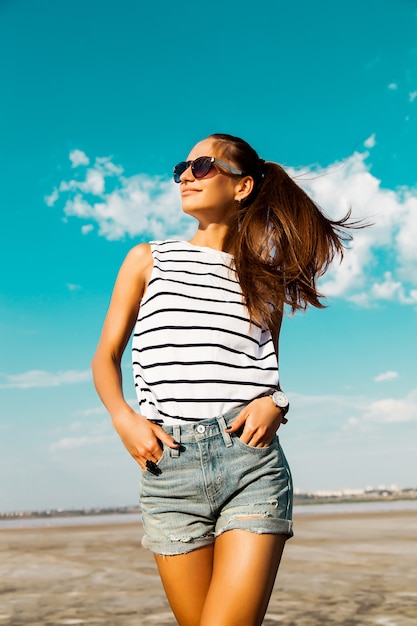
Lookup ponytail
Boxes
[211,134,359,328]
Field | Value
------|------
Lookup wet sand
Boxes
[1,510,416,625]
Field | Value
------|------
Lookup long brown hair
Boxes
[210,133,358,328]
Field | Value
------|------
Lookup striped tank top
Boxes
[131,240,279,425]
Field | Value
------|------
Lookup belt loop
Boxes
[171,425,181,457]
[217,415,233,448]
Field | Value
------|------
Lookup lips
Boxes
[181,187,200,195]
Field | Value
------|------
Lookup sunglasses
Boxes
[173,156,243,183]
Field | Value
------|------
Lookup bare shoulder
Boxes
[122,243,153,277]
[113,243,154,303]
[124,242,153,268]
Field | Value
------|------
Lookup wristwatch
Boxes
[270,389,290,417]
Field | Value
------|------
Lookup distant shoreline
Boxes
[1,491,416,522]
[1,497,416,530]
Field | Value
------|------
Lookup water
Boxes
[293,499,417,515]
[0,512,141,530]
[1,500,416,530]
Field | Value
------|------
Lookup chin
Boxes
[181,202,204,218]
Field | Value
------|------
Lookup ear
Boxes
[234,175,254,202]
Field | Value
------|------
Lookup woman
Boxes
[91,133,354,626]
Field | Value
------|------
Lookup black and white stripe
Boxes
[131,240,279,424]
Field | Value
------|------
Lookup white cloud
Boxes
[53,157,195,241]
[370,272,403,301]
[289,152,417,306]
[45,188,59,207]
[0,369,91,389]
[364,133,376,148]
[48,417,115,453]
[409,91,417,103]
[84,168,105,194]
[374,371,399,383]
[95,156,123,176]
[69,149,90,167]
[388,83,398,90]
[49,434,113,453]
[289,392,365,423]
[59,169,105,195]
[362,389,417,423]
[346,417,359,427]
[66,283,81,291]
[291,388,417,429]
[48,149,417,306]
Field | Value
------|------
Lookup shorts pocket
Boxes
[232,433,279,454]
[140,445,168,474]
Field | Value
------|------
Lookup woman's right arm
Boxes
[91,244,178,469]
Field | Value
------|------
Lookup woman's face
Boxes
[179,138,242,225]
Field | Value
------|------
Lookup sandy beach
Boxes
[1,509,416,625]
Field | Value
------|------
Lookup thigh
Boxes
[200,530,288,626]
[215,434,293,537]
[154,545,214,626]
[140,439,215,555]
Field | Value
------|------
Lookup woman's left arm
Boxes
[226,310,287,447]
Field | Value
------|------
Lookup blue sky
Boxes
[1,0,416,512]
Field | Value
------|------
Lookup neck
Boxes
[189,224,231,252]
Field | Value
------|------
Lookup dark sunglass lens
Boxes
[173,161,189,183]
[192,157,213,179]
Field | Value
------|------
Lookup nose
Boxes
[180,163,194,183]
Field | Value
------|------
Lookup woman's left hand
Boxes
[225,396,287,448]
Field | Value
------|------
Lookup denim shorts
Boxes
[139,404,294,556]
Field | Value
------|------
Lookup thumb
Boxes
[151,424,180,449]
[225,410,247,433]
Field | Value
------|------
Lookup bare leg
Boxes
[200,530,287,626]
[155,531,287,626]
[154,544,214,626]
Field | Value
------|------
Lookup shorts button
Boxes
[196,425,206,434]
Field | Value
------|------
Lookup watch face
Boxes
[272,391,289,408]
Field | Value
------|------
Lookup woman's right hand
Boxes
[112,408,179,471]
